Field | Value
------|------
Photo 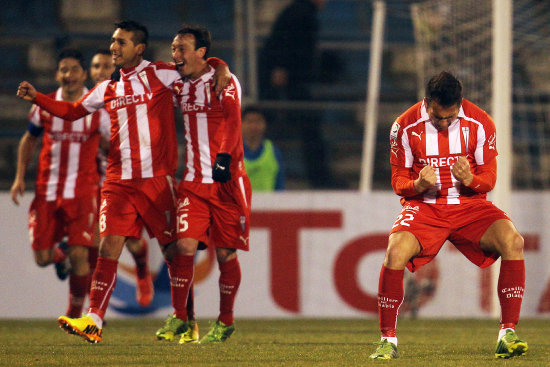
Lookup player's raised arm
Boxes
[16,81,37,102]
[17,81,91,121]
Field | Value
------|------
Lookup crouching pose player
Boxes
[370,71,527,359]
[16,20,230,344]
[154,25,251,344]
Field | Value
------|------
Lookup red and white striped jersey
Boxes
[79,60,180,181]
[29,88,103,201]
[175,67,246,183]
[390,99,498,204]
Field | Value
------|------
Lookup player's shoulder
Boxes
[460,98,493,125]
[151,61,177,71]
[396,101,423,126]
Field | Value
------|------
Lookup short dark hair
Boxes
[57,48,86,70]
[176,25,211,59]
[242,105,265,119]
[114,20,148,46]
[425,71,462,107]
[94,48,111,57]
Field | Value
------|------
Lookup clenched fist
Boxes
[451,156,473,186]
[414,165,437,193]
[17,81,37,101]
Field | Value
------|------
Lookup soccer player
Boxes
[155,25,251,344]
[242,105,285,191]
[16,20,230,344]
[10,49,104,319]
[89,49,153,307]
[369,71,527,360]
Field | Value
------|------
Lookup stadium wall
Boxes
[1,191,549,319]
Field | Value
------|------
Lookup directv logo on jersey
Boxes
[110,93,153,109]
[418,156,460,167]
[180,103,206,112]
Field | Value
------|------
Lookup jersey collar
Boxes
[120,60,150,80]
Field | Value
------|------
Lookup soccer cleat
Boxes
[199,320,235,344]
[155,314,188,341]
[54,241,70,281]
[495,329,528,359]
[369,339,399,360]
[58,315,102,343]
[136,270,154,307]
[179,319,199,344]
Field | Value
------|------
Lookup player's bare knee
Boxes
[35,258,50,267]
[34,251,51,267]
[174,238,198,257]
[500,232,524,259]
[383,243,410,269]
[216,248,237,263]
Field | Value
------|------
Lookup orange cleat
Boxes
[136,269,154,307]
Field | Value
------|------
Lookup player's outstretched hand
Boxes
[414,165,437,193]
[212,64,231,96]
[17,81,37,102]
[10,178,25,205]
[451,156,473,186]
[212,153,232,183]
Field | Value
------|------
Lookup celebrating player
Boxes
[154,25,251,344]
[369,71,527,360]
[11,49,104,320]
[89,48,153,308]
[16,20,230,344]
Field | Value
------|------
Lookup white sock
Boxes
[88,312,103,329]
[498,327,514,341]
[382,336,398,346]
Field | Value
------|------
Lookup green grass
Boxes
[1,319,548,366]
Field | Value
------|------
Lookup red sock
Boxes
[218,257,241,326]
[66,273,89,318]
[87,247,99,294]
[131,239,149,279]
[498,259,525,327]
[378,265,404,337]
[88,257,118,320]
[168,254,194,321]
[52,247,66,263]
[187,284,195,320]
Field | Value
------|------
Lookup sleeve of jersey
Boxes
[33,85,103,121]
[391,165,417,197]
[389,119,416,196]
[219,81,242,154]
[206,57,227,68]
[467,158,497,193]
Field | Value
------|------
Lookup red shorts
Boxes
[390,200,509,272]
[176,176,252,251]
[99,176,178,245]
[29,194,97,251]
[97,184,143,238]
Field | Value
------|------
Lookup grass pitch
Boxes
[1,318,548,366]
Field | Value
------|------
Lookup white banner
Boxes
[1,192,549,319]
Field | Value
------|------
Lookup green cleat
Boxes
[369,339,399,360]
[155,314,188,341]
[179,319,199,344]
[495,329,528,359]
[199,320,235,344]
